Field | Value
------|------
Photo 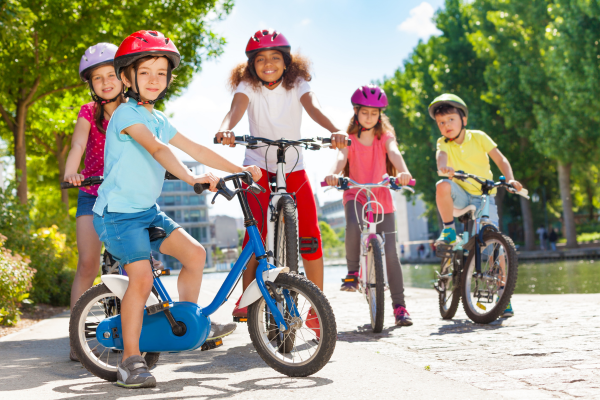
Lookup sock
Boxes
[443,221,455,230]
[498,286,505,298]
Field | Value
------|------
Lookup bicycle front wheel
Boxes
[366,238,385,333]
[461,231,518,324]
[273,196,299,273]
[247,273,336,377]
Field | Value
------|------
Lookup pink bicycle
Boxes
[323,175,415,332]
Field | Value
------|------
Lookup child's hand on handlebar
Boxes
[330,132,349,150]
[64,173,86,186]
[193,173,219,192]
[242,165,262,182]
[324,174,339,186]
[439,166,455,177]
[396,172,413,186]
[508,179,523,192]
[215,131,236,147]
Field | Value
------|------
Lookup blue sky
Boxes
[165,0,446,217]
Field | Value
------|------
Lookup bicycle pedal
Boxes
[233,316,248,323]
[146,301,171,315]
[299,237,319,254]
[435,244,453,258]
[201,338,223,351]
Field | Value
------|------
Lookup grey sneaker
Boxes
[117,355,156,388]
[207,321,237,340]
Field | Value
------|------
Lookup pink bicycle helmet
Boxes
[79,43,118,82]
[351,85,388,109]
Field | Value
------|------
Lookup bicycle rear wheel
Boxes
[273,196,299,273]
[461,231,518,324]
[438,256,461,319]
[366,238,385,333]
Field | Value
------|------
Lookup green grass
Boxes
[558,232,600,243]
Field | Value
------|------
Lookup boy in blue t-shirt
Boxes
[92,30,262,389]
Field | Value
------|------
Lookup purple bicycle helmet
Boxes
[79,43,118,82]
[351,85,388,108]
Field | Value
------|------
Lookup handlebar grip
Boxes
[321,138,352,146]
[60,182,75,189]
[193,183,211,194]
[408,179,416,187]
[320,181,328,187]
[213,137,219,144]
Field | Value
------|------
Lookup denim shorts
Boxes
[438,179,499,226]
[76,191,97,218]
[92,204,180,266]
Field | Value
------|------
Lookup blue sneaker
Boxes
[502,302,514,318]
[436,227,457,246]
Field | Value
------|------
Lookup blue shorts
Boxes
[438,179,499,226]
[76,191,97,218]
[93,204,180,266]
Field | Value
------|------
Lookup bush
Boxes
[0,234,36,326]
[0,190,75,306]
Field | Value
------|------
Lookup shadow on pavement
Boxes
[431,318,507,335]
[337,323,403,343]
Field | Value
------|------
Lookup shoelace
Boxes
[394,306,409,318]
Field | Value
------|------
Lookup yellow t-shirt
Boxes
[436,130,498,195]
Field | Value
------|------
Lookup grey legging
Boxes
[345,200,406,307]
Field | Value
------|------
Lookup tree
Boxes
[0,0,232,203]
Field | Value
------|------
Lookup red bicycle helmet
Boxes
[114,30,180,104]
[245,30,291,59]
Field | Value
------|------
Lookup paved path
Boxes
[1,272,599,399]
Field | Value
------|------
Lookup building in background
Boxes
[156,161,213,269]
[394,191,430,259]
[321,198,345,230]
[211,215,239,249]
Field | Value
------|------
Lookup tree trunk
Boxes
[495,187,505,232]
[14,102,28,204]
[520,195,535,251]
[55,132,69,211]
[557,161,578,248]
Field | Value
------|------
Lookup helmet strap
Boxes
[125,63,172,106]
[444,111,466,143]
[354,108,380,139]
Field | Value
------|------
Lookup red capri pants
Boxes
[242,168,323,260]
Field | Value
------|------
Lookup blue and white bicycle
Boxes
[434,171,529,324]
[69,172,337,381]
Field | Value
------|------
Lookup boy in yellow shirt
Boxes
[429,94,523,317]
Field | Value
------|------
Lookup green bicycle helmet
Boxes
[428,94,469,120]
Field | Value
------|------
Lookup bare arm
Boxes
[488,148,523,191]
[324,148,348,186]
[64,117,92,186]
[216,92,250,147]
[385,137,412,186]
[170,132,261,182]
[437,151,455,177]
[300,92,348,150]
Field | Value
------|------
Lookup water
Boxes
[202,260,600,294]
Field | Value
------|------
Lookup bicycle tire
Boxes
[438,256,461,320]
[247,273,336,377]
[266,290,298,354]
[461,231,518,324]
[366,238,385,333]
[273,196,299,273]
[70,284,160,382]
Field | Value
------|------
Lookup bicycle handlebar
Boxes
[438,170,530,199]
[214,135,351,149]
[61,170,189,190]
[321,176,416,193]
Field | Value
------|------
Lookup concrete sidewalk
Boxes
[1,274,599,399]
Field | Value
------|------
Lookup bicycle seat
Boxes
[149,227,167,242]
[453,205,476,218]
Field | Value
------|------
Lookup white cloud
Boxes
[300,19,311,26]
[397,2,442,39]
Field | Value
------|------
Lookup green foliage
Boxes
[0,188,75,306]
[0,233,36,326]
[319,221,341,248]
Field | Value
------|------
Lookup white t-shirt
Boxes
[235,79,312,173]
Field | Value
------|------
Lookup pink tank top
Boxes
[343,131,396,214]
[78,102,108,197]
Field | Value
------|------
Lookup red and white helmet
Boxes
[245,30,291,60]
[114,30,180,104]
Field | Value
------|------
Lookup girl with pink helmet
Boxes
[64,43,127,361]
[324,84,414,326]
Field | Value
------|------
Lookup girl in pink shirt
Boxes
[324,85,414,326]
[63,43,125,360]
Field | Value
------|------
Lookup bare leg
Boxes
[120,260,154,360]
[302,257,324,291]
[159,228,206,303]
[70,216,103,310]
[436,181,454,223]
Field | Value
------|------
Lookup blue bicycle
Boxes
[69,172,337,381]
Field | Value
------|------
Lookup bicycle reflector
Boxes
[299,237,319,254]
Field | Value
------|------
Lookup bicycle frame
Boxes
[358,188,387,292]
